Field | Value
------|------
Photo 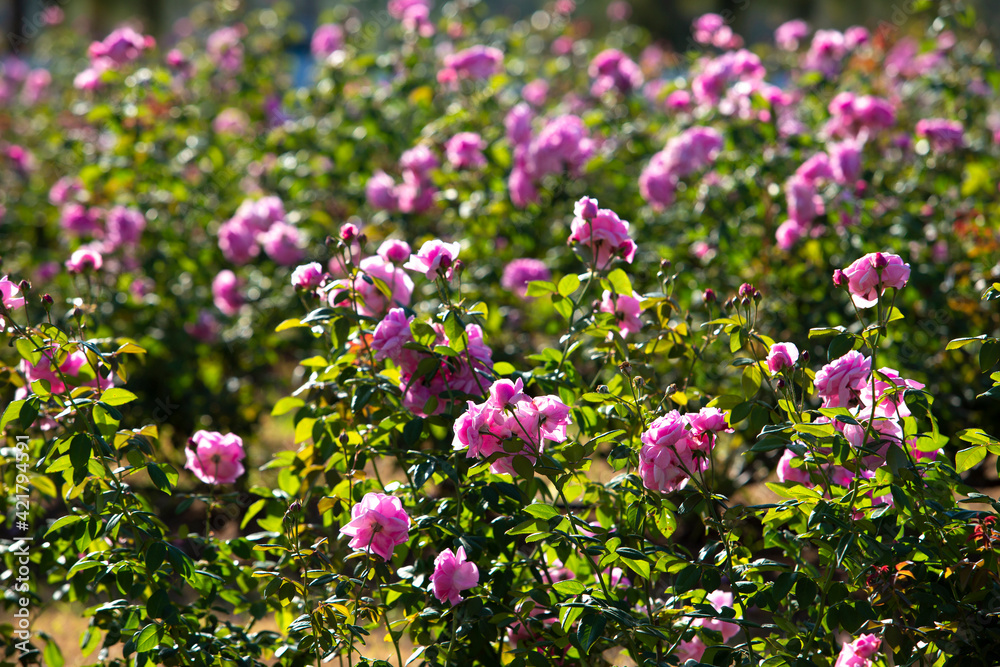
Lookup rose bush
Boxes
[2,1,1000,666]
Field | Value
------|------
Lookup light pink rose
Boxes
[840,252,910,308]
[184,431,246,484]
[429,546,479,605]
[767,342,799,374]
[339,492,411,561]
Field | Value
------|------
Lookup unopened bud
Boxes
[777,378,786,390]
[339,223,360,242]
[41,294,53,306]
[578,197,599,220]
[633,376,645,388]
[339,433,349,445]
[660,259,671,271]
[618,361,631,373]
[832,269,847,287]
[597,385,610,394]
[738,283,755,300]
[18,279,30,293]
[703,288,716,303]
[753,290,762,303]
[740,297,750,307]
[325,235,336,247]
[665,384,678,397]
[872,252,888,270]
[801,350,810,362]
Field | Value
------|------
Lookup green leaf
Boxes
[606,269,632,296]
[980,340,1000,372]
[576,613,606,654]
[553,579,586,595]
[525,280,557,297]
[620,557,651,580]
[558,274,581,297]
[147,463,177,494]
[524,503,560,520]
[272,397,304,417]
[100,387,138,406]
[946,335,987,350]
[44,640,64,667]
[742,364,762,397]
[1,399,25,432]
[146,542,166,573]
[135,623,160,653]
[402,418,424,447]
[512,455,534,480]
[955,446,987,473]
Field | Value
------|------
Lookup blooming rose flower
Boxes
[377,239,412,264]
[501,258,551,298]
[217,218,259,265]
[339,492,411,561]
[815,350,871,409]
[430,546,479,605]
[206,26,245,72]
[184,431,246,484]
[505,103,534,146]
[589,49,643,96]
[777,448,812,485]
[445,132,487,169]
[835,634,881,667]
[291,262,325,290]
[859,367,925,418]
[767,342,799,374]
[841,409,905,469]
[388,0,433,36]
[676,636,707,663]
[21,348,111,396]
[259,221,304,266]
[600,290,643,338]
[88,27,155,67]
[694,590,740,642]
[311,23,344,60]
[212,270,242,316]
[639,411,701,493]
[840,252,910,308]
[439,45,503,85]
[366,171,399,211]
[66,246,104,273]
[775,19,809,50]
[60,203,101,237]
[104,206,146,251]
[567,197,637,267]
[371,308,415,362]
[1,275,26,328]
[403,240,461,280]
[915,118,964,151]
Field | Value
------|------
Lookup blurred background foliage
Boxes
[3,0,999,57]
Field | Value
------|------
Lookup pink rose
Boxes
[291,262,325,290]
[65,246,104,273]
[403,240,461,280]
[339,492,411,561]
[815,350,871,409]
[767,342,799,374]
[184,431,246,484]
[212,270,242,316]
[430,546,479,605]
[840,252,910,308]
[600,290,643,338]
[835,634,881,667]
[567,198,637,268]
[371,308,415,362]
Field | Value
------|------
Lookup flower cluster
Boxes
[567,197,637,268]
[217,196,302,266]
[639,127,723,209]
[639,407,731,494]
[372,308,493,416]
[453,378,571,475]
